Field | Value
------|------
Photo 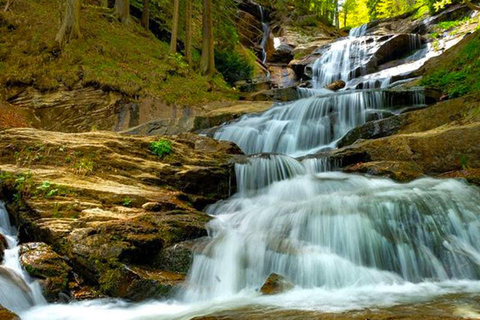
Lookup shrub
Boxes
[215,49,254,85]
[150,139,173,158]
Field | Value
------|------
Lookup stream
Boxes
[3,24,480,320]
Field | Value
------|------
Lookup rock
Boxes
[268,66,298,88]
[19,242,72,301]
[344,161,424,182]
[0,304,19,320]
[260,273,294,295]
[0,128,242,301]
[288,55,318,79]
[325,80,346,91]
[270,44,294,64]
[249,87,299,102]
[337,114,409,148]
[0,234,6,262]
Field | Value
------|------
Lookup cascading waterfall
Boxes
[214,89,424,157]
[258,4,270,65]
[0,201,45,314]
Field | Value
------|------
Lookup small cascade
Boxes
[214,89,424,157]
[349,24,368,37]
[0,201,45,314]
[235,154,306,195]
[258,5,270,65]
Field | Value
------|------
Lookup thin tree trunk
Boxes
[185,0,192,64]
[344,12,347,28]
[465,0,480,11]
[200,0,215,75]
[56,0,82,46]
[141,0,149,30]
[169,0,180,53]
[114,0,130,24]
[101,0,108,7]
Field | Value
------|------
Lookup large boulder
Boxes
[19,242,71,301]
[260,273,294,295]
[270,44,294,64]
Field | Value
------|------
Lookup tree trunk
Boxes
[56,0,82,46]
[343,12,347,28]
[169,0,180,53]
[465,0,480,10]
[101,0,108,8]
[185,0,192,64]
[141,0,149,30]
[114,0,130,24]
[200,0,215,75]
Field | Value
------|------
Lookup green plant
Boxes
[150,139,173,158]
[122,197,132,207]
[73,158,95,175]
[460,155,469,170]
[215,49,254,85]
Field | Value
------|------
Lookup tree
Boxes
[56,0,82,46]
[169,0,180,53]
[200,0,215,75]
[114,0,130,24]
[141,0,149,30]
[185,0,192,64]
[465,0,480,10]
[101,0,108,7]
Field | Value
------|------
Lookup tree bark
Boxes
[185,0,192,64]
[200,0,215,75]
[114,0,130,24]
[141,0,149,30]
[56,0,82,46]
[169,0,180,53]
[465,0,480,11]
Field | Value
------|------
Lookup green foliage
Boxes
[436,20,463,30]
[73,158,95,175]
[150,139,173,158]
[122,197,132,207]
[421,34,480,98]
[215,49,254,85]
[460,155,469,170]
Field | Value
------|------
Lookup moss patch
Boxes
[421,31,480,98]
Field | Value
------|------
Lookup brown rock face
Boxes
[19,242,71,301]
[0,129,242,301]
[0,304,19,320]
[260,273,294,295]
[325,80,346,91]
[0,234,6,262]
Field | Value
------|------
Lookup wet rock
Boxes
[325,80,346,91]
[19,242,71,301]
[439,169,480,187]
[0,304,19,320]
[337,115,409,148]
[344,161,424,182]
[157,238,208,273]
[142,202,178,212]
[270,44,294,64]
[249,87,299,102]
[0,234,6,262]
[260,273,294,295]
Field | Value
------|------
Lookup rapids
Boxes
[3,17,480,320]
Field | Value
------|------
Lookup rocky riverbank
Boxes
[0,129,242,302]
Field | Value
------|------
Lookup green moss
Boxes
[421,32,480,98]
[150,139,173,158]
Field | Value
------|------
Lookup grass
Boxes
[421,32,480,98]
[0,0,238,106]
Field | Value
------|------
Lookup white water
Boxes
[7,17,480,320]
[0,202,45,314]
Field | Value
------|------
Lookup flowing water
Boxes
[0,202,45,314]
[5,20,480,320]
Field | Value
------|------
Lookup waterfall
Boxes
[214,89,424,157]
[182,171,480,302]
[258,5,270,65]
[0,202,45,314]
